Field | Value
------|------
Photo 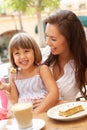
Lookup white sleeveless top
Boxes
[50,60,79,101]
[15,74,48,102]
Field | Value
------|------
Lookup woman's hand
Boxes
[32,98,45,109]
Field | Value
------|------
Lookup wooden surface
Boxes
[1,112,87,130]
[34,113,87,130]
[0,100,87,130]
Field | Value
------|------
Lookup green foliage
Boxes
[4,0,60,47]
[5,0,30,12]
[41,0,59,11]
[5,0,59,14]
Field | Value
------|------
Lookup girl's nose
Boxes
[20,53,25,58]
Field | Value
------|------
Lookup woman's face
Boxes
[45,23,70,56]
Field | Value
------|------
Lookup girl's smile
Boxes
[13,47,35,70]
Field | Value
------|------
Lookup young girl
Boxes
[4,32,59,113]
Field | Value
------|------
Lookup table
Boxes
[34,113,87,130]
[0,112,87,130]
[0,99,87,130]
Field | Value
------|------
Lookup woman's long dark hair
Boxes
[44,10,87,96]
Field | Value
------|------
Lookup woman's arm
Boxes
[33,65,59,113]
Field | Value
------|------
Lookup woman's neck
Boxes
[58,52,73,67]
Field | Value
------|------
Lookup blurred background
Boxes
[0,0,87,79]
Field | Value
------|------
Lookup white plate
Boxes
[47,102,87,121]
[0,118,45,130]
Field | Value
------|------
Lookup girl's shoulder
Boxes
[38,64,51,78]
[38,64,49,71]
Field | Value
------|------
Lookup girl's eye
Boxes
[25,50,30,52]
[14,52,19,55]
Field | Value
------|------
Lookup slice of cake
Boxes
[58,103,84,117]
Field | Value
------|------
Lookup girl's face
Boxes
[13,47,35,70]
[45,23,70,56]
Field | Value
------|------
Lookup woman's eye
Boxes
[51,38,56,41]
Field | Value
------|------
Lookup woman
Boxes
[44,9,87,100]
[33,9,87,108]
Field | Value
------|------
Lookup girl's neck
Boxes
[17,65,38,79]
[21,65,37,73]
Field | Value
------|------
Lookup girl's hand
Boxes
[0,81,5,89]
[32,98,44,109]
[0,81,10,92]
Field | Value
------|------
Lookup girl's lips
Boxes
[20,60,28,65]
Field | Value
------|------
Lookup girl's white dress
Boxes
[14,74,48,102]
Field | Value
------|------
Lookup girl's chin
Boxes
[21,67,29,70]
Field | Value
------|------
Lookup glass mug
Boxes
[12,102,33,129]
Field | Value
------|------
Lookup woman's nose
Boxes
[46,37,51,46]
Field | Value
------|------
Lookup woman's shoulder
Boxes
[64,59,75,70]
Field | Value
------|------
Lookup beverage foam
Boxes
[12,103,32,111]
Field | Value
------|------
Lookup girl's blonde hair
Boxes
[8,32,42,68]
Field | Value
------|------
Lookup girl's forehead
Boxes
[13,47,33,51]
[13,47,26,50]
[12,45,32,50]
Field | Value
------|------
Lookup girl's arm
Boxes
[34,65,59,113]
[9,74,19,104]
